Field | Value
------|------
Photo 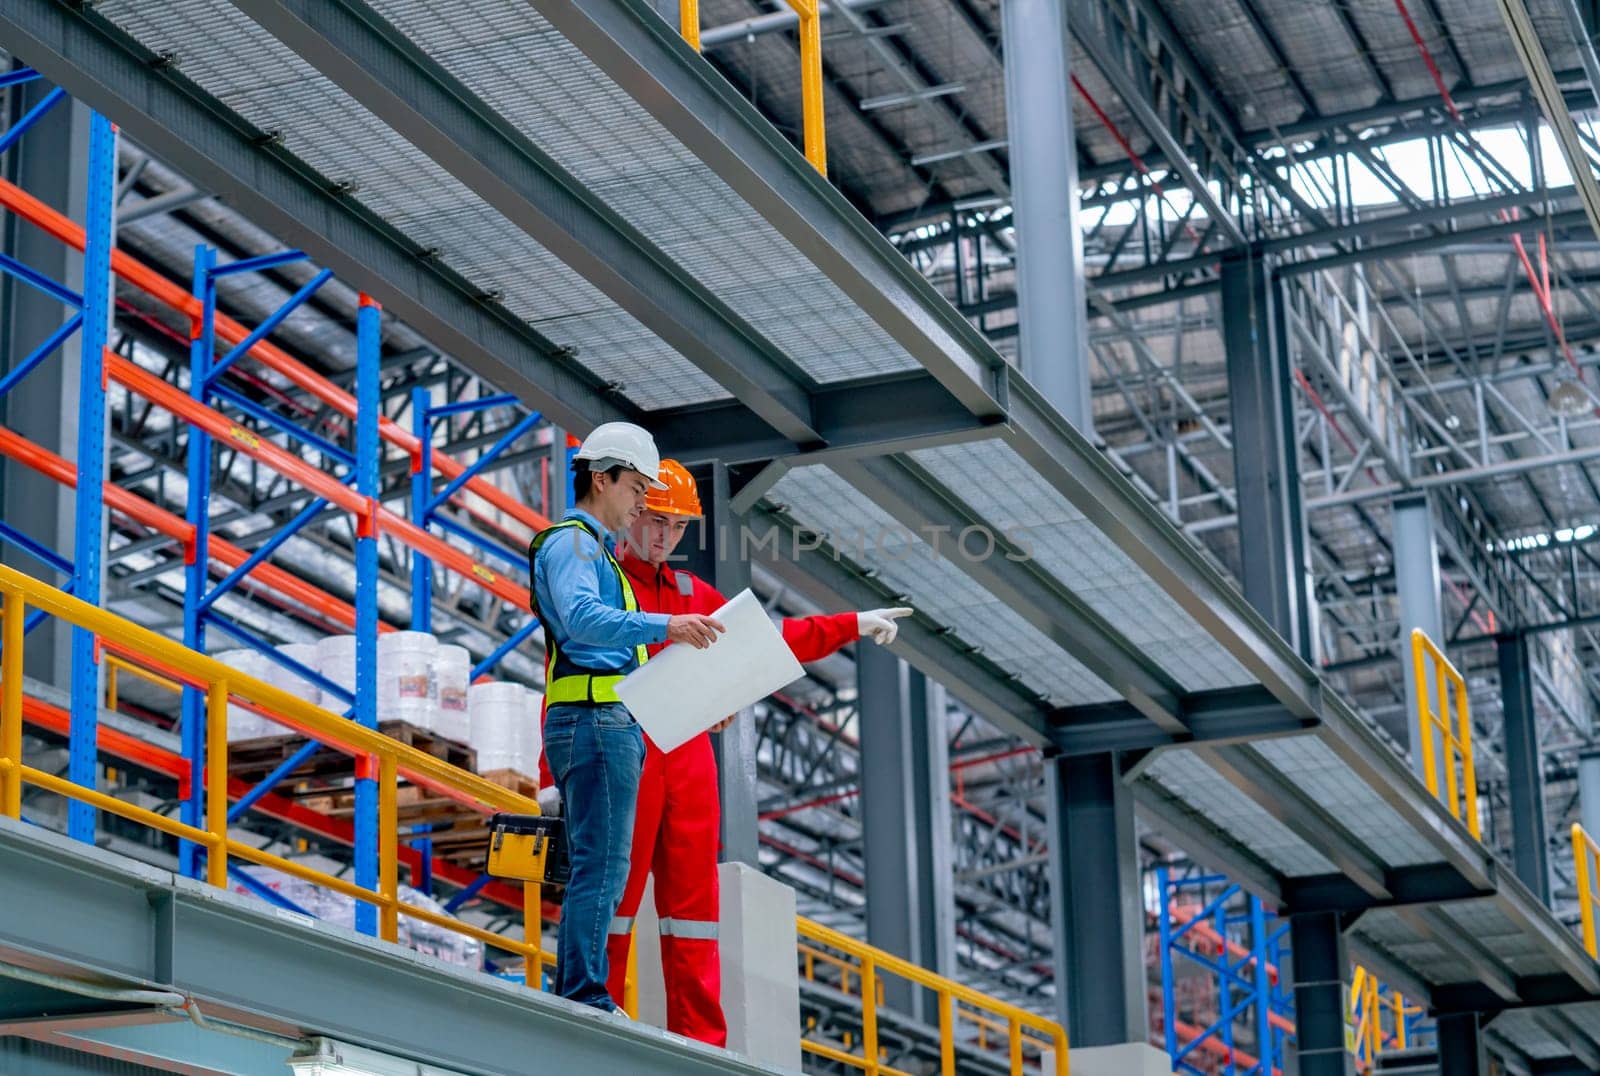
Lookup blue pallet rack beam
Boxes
[0,250,83,308]
[207,267,333,384]
[0,85,66,157]
[0,310,82,399]
[424,410,542,515]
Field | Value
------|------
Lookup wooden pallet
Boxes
[227,720,475,786]
[228,726,534,869]
[479,768,540,798]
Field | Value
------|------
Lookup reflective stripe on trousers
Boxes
[658,917,718,940]
[608,916,634,936]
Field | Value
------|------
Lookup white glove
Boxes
[537,785,562,817]
[857,607,913,646]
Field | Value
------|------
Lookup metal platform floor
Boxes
[0,817,787,1075]
[5,0,1600,1071]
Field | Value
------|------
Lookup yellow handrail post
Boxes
[1,590,22,819]
[1457,674,1479,834]
[525,880,544,989]
[861,953,879,1075]
[1410,629,1481,838]
[938,989,955,1076]
[1411,629,1438,799]
[624,924,640,1019]
[1575,823,1600,958]
[1008,1013,1023,1076]
[106,659,118,712]
[1439,659,1459,818]
[205,680,229,888]
[379,752,399,943]
[679,0,701,51]
[782,0,827,175]
[1053,1028,1070,1076]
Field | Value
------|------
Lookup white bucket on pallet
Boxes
[264,642,320,736]
[215,648,270,741]
[315,634,358,715]
[433,644,471,743]
[378,631,438,729]
[469,681,531,774]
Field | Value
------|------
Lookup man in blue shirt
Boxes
[531,421,723,1013]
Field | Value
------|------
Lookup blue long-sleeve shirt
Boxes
[533,508,669,674]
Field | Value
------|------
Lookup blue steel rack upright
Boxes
[0,75,117,844]
[1157,867,1295,1076]
[408,385,546,682]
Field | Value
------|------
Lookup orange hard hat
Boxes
[646,459,702,517]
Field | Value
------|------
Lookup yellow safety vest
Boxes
[529,518,650,705]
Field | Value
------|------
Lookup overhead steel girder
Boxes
[1068,23,1248,247]
[831,453,1186,730]
[1048,684,1317,755]
[1198,743,1392,898]
[1281,862,1492,914]
[526,0,1007,422]
[0,0,632,438]
[742,504,1054,746]
[651,369,1005,466]
[0,820,771,1075]
[229,0,845,456]
[997,377,1320,720]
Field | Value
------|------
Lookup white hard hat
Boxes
[573,422,667,489]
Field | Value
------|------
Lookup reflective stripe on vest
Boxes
[658,917,719,940]
[529,519,649,705]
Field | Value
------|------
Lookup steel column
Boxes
[1289,911,1353,1076]
[1394,493,1444,776]
[1498,630,1549,903]
[857,648,955,1020]
[64,110,113,844]
[1046,750,1146,1046]
[1222,250,1310,659]
[1437,1011,1486,1075]
[0,78,85,689]
[353,293,381,935]
[680,462,759,865]
[1000,0,1092,431]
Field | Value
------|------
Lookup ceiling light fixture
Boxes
[1549,373,1592,417]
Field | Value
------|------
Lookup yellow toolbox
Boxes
[485,813,570,887]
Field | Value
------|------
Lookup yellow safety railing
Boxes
[1574,823,1600,959]
[104,651,184,712]
[1347,966,1420,1073]
[0,564,547,981]
[677,0,826,175]
[1410,628,1480,838]
[796,917,1068,1076]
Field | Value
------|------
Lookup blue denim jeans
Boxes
[544,701,645,1010]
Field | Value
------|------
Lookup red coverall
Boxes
[601,549,857,1045]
